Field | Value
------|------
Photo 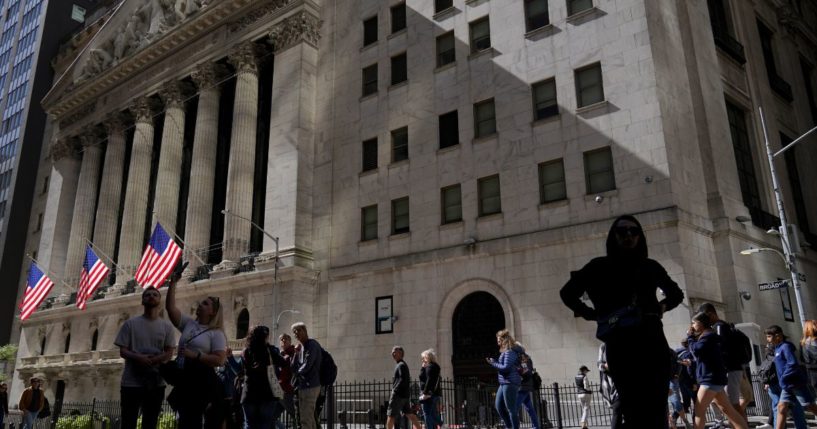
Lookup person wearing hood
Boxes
[486,329,521,429]
[515,343,540,429]
[560,215,684,428]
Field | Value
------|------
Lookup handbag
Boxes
[267,349,285,398]
[595,295,642,342]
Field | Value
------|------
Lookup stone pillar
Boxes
[153,81,191,234]
[92,114,128,268]
[263,12,322,264]
[63,129,105,287]
[117,97,157,278]
[184,63,226,274]
[217,42,261,270]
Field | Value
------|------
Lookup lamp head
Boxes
[740,248,759,255]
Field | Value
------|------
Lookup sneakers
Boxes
[754,424,772,429]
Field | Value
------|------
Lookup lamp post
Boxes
[275,309,301,331]
[757,107,817,327]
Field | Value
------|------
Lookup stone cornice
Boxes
[228,0,297,33]
[268,11,322,53]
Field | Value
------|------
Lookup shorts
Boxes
[779,385,816,407]
[726,370,743,404]
[699,384,725,393]
[739,371,754,403]
[387,395,415,417]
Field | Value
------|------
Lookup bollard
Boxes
[552,383,563,429]
[339,410,348,429]
[367,409,376,429]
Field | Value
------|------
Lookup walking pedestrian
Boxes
[0,382,8,429]
[757,343,807,429]
[801,320,817,393]
[241,325,287,429]
[419,349,443,429]
[686,312,747,429]
[18,378,44,429]
[560,215,684,428]
[115,286,176,429]
[386,346,422,429]
[274,334,297,426]
[165,268,228,429]
[516,347,540,429]
[597,344,621,429]
[766,325,817,429]
[291,322,322,429]
[676,339,696,415]
[216,348,243,429]
[575,366,592,429]
[486,329,521,429]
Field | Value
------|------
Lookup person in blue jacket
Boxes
[486,329,521,429]
[765,325,817,429]
[686,312,747,429]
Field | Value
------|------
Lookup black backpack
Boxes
[531,371,543,390]
[725,324,753,366]
[38,397,51,419]
[320,348,337,386]
[574,374,590,393]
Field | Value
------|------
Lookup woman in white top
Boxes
[166,265,228,429]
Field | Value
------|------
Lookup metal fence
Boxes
[0,374,775,429]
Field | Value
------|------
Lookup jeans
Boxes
[421,395,442,429]
[242,399,276,429]
[517,390,540,429]
[495,384,520,429]
[768,384,808,429]
[21,411,38,429]
[121,386,166,429]
[298,387,321,429]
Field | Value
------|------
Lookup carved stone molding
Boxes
[228,0,294,33]
[268,11,322,53]
[159,80,194,108]
[228,41,263,74]
[62,322,71,333]
[49,138,80,162]
[234,295,246,310]
[59,103,96,130]
[89,318,99,330]
[129,96,158,124]
[191,62,229,92]
[117,312,129,325]
[79,126,106,147]
[37,326,46,338]
[103,112,130,134]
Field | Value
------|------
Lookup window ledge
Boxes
[477,212,503,222]
[389,159,409,169]
[359,92,378,102]
[433,7,457,21]
[464,0,487,6]
[566,7,601,24]
[468,47,497,61]
[359,168,378,178]
[388,80,408,91]
[389,231,410,240]
[434,62,456,73]
[387,28,407,40]
[524,24,554,40]
[539,198,569,209]
[532,113,561,127]
[360,42,378,53]
[439,220,464,230]
[576,100,608,114]
[437,144,460,154]
[359,238,378,246]
[584,189,618,201]
[472,133,498,144]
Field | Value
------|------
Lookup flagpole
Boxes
[151,212,207,267]
[24,253,72,290]
[82,238,130,278]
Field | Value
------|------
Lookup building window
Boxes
[435,0,453,13]
[441,184,462,224]
[361,205,378,241]
[391,52,408,85]
[725,100,762,216]
[41,175,49,194]
[362,138,378,172]
[91,329,98,351]
[40,336,46,356]
[391,197,410,234]
[391,127,408,162]
[469,17,491,53]
[34,213,43,232]
[532,79,558,120]
[782,134,810,235]
[363,16,378,46]
[473,98,497,138]
[236,308,250,339]
[362,64,378,96]
[539,159,567,203]
[707,0,745,64]
[436,32,456,68]
[524,0,549,31]
[757,20,792,102]
[584,147,615,194]
[568,0,593,16]
[391,3,406,33]
[64,333,71,354]
[439,110,459,149]
[801,57,817,125]
[478,175,501,216]
[575,63,604,108]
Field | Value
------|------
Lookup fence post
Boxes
[327,385,335,429]
[367,409,376,429]
[552,383,563,429]
[91,398,97,417]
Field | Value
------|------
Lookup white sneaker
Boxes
[754,424,772,429]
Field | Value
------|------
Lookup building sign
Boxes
[376,296,393,334]
[71,5,86,23]
[758,280,788,291]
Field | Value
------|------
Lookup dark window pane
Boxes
[583,147,615,193]
[725,101,761,213]
[435,0,453,13]
[525,0,550,31]
[539,159,566,203]
[363,16,378,46]
[783,134,810,234]
[576,64,604,107]
[391,127,408,162]
[439,110,459,149]
[568,0,593,16]
[362,138,378,172]
[391,3,406,34]
[478,175,501,216]
[474,99,496,138]
[470,18,491,53]
[392,197,410,234]
[441,185,462,224]
[361,205,378,241]
[391,53,408,85]
[362,64,378,96]
[532,79,558,120]
[436,32,456,67]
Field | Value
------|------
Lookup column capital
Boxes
[159,80,194,109]
[102,112,130,134]
[79,126,105,148]
[191,62,229,92]
[268,11,322,53]
[128,96,159,124]
[49,138,80,162]
[228,41,263,74]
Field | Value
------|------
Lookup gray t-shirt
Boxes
[177,315,227,355]
[114,315,176,388]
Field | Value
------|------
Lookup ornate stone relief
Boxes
[228,41,264,74]
[234,295,246,310]
[191,62,229,91]
[228,0,294,33]
[49,138,80,162]
[129,96,159,124]
[268,11,323,53]
[159,80,194,108]
[59,103,96,130]
[103,112,130,134]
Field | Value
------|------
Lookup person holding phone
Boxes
[486,329,521,429]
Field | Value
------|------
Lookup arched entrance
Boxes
[451,291,505,383]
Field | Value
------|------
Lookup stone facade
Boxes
[7,0,817,404]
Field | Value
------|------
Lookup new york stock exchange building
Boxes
[9,0,817,403]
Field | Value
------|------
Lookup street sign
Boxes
[759,280,789,291]
[797,273,807,282]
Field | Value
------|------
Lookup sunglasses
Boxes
[614,226,641,237]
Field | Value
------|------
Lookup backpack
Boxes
[38,397,51,419]
[724,324,753,366]
[758,356,776,385]
[574,374,589,393]
[319,348,337,386]
[531,371,543,390]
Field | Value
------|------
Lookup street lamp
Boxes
[275,309,301,331]
[739,247,786,264]
[757,107,817,327]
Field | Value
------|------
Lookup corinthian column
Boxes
[153,81,191,233]
[117,97,158,278]
[218,42,261,269]
[184,63,227,273]
[63,128,105,288]
[92,114,128,268]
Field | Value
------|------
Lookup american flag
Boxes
[76,245,110,310]
[20,262,55,320]
[134,223,182,288]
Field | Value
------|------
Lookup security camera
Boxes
[464,237,477,246]
[739,290,751,301]
[594,195,604,204]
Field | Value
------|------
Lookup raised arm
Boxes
[165,278,182,328]
[560,267,597,321]
[653,261,684,313]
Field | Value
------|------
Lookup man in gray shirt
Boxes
[292,322,322,429]
[115,286,175,429]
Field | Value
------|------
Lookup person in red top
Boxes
[272,333,296,426]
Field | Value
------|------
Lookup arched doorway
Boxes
[452,291,505,383]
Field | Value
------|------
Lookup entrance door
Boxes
[451,291,505,383]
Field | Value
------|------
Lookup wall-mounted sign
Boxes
[376,296,393,334]
[759,280,788,291]
[779,286,794,322]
